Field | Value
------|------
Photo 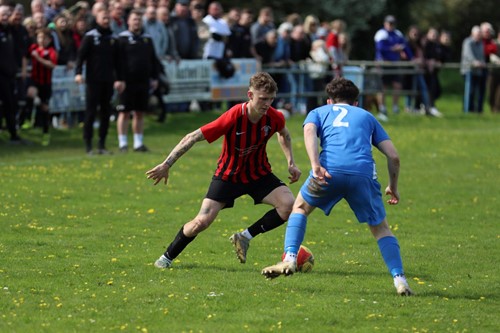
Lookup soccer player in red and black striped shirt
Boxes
[148,72,302,269]
[28,28,57,145]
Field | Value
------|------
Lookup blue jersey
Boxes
[304,103,390,179]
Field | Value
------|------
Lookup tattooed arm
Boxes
[146,129,206,185]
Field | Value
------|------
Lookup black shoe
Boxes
[134,145,149,152]
[98,148,113,155]
[9,137,23,145]
[8,136,30,145]
[119,145,128,153]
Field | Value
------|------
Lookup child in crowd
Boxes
[28,28,58,146]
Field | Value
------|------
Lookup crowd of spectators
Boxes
[1,0,500,147]
[460,22,500,113]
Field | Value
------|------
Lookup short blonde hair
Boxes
[249,72,277,94]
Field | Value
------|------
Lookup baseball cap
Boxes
[177,0,190,5]
[384,15,396,23]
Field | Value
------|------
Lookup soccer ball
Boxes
[282,245,315,273]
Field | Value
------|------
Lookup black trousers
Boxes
[0,75,19,140]
[83,81,114,148]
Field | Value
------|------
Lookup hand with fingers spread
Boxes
[146,163,170,185]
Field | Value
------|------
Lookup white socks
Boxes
[118,135,127,148]
[240,229,253,240]
[283,252,297,263]
[393,274,409,287]
[133,134,143,149]
[118,134,144,149]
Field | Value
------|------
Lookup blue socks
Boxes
[377,236,404,277]
[284,213,307,255]
[285,216,406,278]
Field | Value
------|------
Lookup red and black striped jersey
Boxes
[29,43,57,85]
[201,102,285,183]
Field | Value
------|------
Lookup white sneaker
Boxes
[154,255,172,269]
[413,103,425,115]
[428,107,443,118]
[261,261,297,279]
[377,112,389,122]
[394,275,413,296]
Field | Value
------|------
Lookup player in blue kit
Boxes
[261,77,413,296]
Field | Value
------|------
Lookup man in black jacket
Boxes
[75,9,119,155]
[0,4,23,144]
[115,9,158,152]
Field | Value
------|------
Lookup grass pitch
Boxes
[1,97,499,332]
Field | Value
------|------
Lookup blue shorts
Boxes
[300,172,386,226]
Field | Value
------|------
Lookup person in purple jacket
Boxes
[373,15,413,122]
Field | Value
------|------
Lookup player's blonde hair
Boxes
[249,72,278,94]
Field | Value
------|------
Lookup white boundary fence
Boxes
[48,58,260,113]
[45,59,495,113]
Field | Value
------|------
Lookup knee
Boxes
[276,196,295,220]
[370,220,394,240]
[188,216,213,235]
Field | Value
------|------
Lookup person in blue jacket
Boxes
[373,15,413,121]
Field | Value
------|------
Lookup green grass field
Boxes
[1,96,499,332]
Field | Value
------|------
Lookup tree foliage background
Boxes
[18,0,500,61]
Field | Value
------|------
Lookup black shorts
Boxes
[205,173,286,208]
[381,66,402,86]
[118,81,149,112]
[35,83,52,105]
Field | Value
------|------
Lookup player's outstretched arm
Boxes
[377,139,400,205]
[146,129,205,185]
[277,126,301,183]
